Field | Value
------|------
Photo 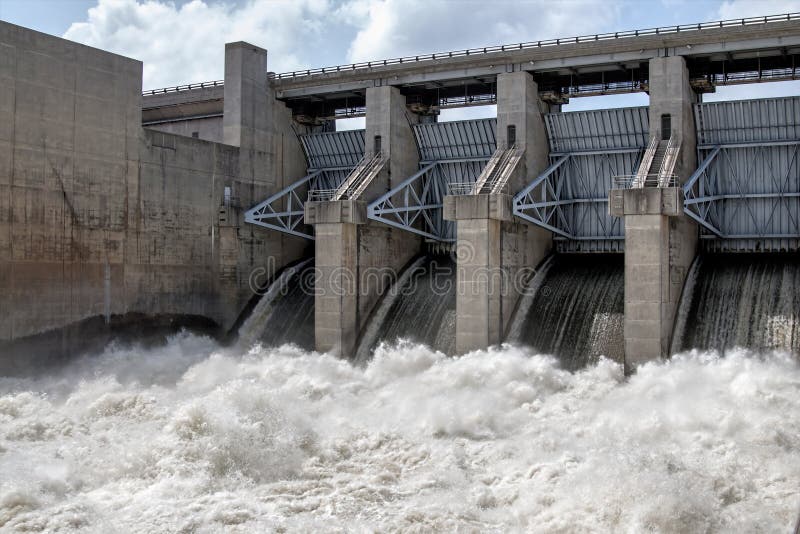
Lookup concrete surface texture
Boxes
[445,194,551,354]
[309,86,421,356]
[615,56,699,370]
[0,22,307,360]
[647,56,698,182]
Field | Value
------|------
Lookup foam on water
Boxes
[1,335,799,532]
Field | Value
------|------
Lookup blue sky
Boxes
[1,0,798,120]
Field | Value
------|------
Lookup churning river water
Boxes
[1,334,799,533]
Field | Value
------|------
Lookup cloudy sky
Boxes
[1,0,798,118]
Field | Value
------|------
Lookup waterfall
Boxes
[674,254,800,354]
[507,254,624,370]
[356,255,456,360]
[237,258,315,351]
[354,256,427,363]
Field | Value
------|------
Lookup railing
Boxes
[614,173,677,189]
[331,152,385,200]
[633,136,659,188]
[468,146,521,194]
[141,12,800,94]
[447,182,478,195]
[307,189,338,202]
[142,80,223,97]
[659,137,681,187]
[471,147,505,193]
[487,148,521,195]
[268,13,799,80]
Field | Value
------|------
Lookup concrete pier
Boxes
[445,72,552,354]
[611,56,698,370]
[308,86,421,356]
[305,200,366,355]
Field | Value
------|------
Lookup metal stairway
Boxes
[331,152,386,201]
[658,137,680,187]
[630,136,678,188]
[471,146,522,194]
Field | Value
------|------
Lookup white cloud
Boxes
[63,0,623,90]
[718,0,799,19]
[64,0,337,89]
[344,0,622,63]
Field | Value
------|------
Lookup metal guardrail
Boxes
[142,80,223,97]
[141,12,799,94]
[267,12,800,80]
[447,182,477,195]
[307,189,337,202]
[614,174,677,189]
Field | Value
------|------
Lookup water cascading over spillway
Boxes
[673,254,800,354]
[356,256,456,362]
[508,254,624,370]
[238,259,315,351]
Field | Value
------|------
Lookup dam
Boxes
[1,13,799,372]
[0,10,799,532]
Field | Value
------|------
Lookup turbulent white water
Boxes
[1,336,799,533]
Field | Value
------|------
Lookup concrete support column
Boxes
[223,42,269,153]
[305,201,366,355]
[363,85,421,195]
[611,56,699,371]
[308,85,421,356]
[610,189,696,371]
[220,42,310,329]
[647,56,697,179]
[496,71,551,193]
[445,195,551,354]
[445,71,552,354]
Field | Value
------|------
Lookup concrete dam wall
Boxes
[2,15,800,372]
[0,23,309,362]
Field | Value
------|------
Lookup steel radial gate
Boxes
[245,129,364,239]
[686,97,800,252]
[368,119,496,241]
[514,107,649,252]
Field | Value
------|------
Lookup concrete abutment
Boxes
[445,71,553,354]
[611,56,699,371]
[308,86,421,356]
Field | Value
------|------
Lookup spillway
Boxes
[508,254,624,370]
[672,254,800,354]
[237,259,315,351]
[356,255,456,362]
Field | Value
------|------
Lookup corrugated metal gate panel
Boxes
[546,106,649,153]
[300,129,365,169]
[539,107,648,252]
[695,97,800,145]
[413,119,497,162]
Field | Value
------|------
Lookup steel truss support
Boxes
[368,158,487,241]
[684,142,800,240]
[244,169,347,240]
[513,149,639,241]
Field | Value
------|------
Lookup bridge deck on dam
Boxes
[268,14,800,118]
[142,13,800,123]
